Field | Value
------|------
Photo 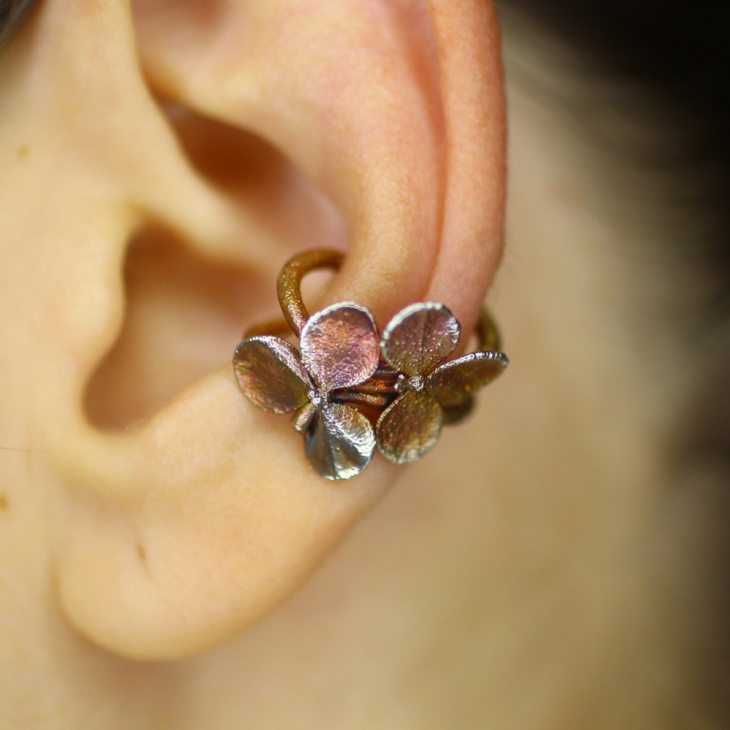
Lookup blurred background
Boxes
[497,0,730,722]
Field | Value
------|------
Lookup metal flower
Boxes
[376,302,508,464]
[234,302,380,480]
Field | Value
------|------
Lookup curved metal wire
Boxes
[0,0,40,53]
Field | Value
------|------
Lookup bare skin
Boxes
[0,1,712,728]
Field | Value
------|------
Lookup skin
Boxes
[0,0,713,727]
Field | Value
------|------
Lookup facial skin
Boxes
[0,0,712,728]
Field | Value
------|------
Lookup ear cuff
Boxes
[233,249,508,480]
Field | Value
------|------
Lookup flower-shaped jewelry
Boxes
[376,302,508,464]
[233,249,509,480]
[234,302,380,480]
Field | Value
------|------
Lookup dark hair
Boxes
[0,0,38,50]
[504,0,730,291]
[502,0,730,722]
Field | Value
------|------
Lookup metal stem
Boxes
[276,249,344,337]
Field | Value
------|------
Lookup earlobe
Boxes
[22,0,507,660]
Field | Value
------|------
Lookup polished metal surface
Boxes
[233,336,311,413]
[427,351,509,408]
[233,249,510,479]
[376,389,444,465]
[300,303,380,392]
[380,302,460,377]
[290,402,317,435]
[234,302,380,480]
[375,302,508,464]
[305,403,376,480]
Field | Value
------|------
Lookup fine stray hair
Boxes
[0,0,38,50]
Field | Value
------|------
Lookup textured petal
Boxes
[305,403,376,480]
[442,396,475,426]
[300,302,379,391]
[376,390,444,464]
[427,351,508,407]
[233,336,312,414]
[381,302,460,377]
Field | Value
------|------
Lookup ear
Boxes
[1,0,505,659]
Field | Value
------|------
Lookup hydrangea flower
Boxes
[234,303,380,480]
[376,302,508,464]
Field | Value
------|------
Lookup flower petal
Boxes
[381,302,460,377]
[427,351,508,407]
[300,303,380,391]
[442,396,474,426]
[376,389,444,464]
[233,336,312,413]
[290,402,318,435]
[305,403,376,480]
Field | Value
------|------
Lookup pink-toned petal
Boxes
[233,336,312,414]
[300,302,379,391]
[381,302,460,377]
[376,389,444,464]
[427,351,508,407]
[305,403,376,480]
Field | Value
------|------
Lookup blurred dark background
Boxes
[503,0,730,723]
[504,0,730,287]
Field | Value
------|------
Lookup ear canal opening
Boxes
[84,224,267,431]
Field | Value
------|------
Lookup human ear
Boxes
[0,0,505,659]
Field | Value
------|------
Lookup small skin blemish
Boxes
[136,543,147,562]
[0,494,8,511]
[17,145,30,158]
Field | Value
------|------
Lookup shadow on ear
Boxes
[84,107,348,431]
